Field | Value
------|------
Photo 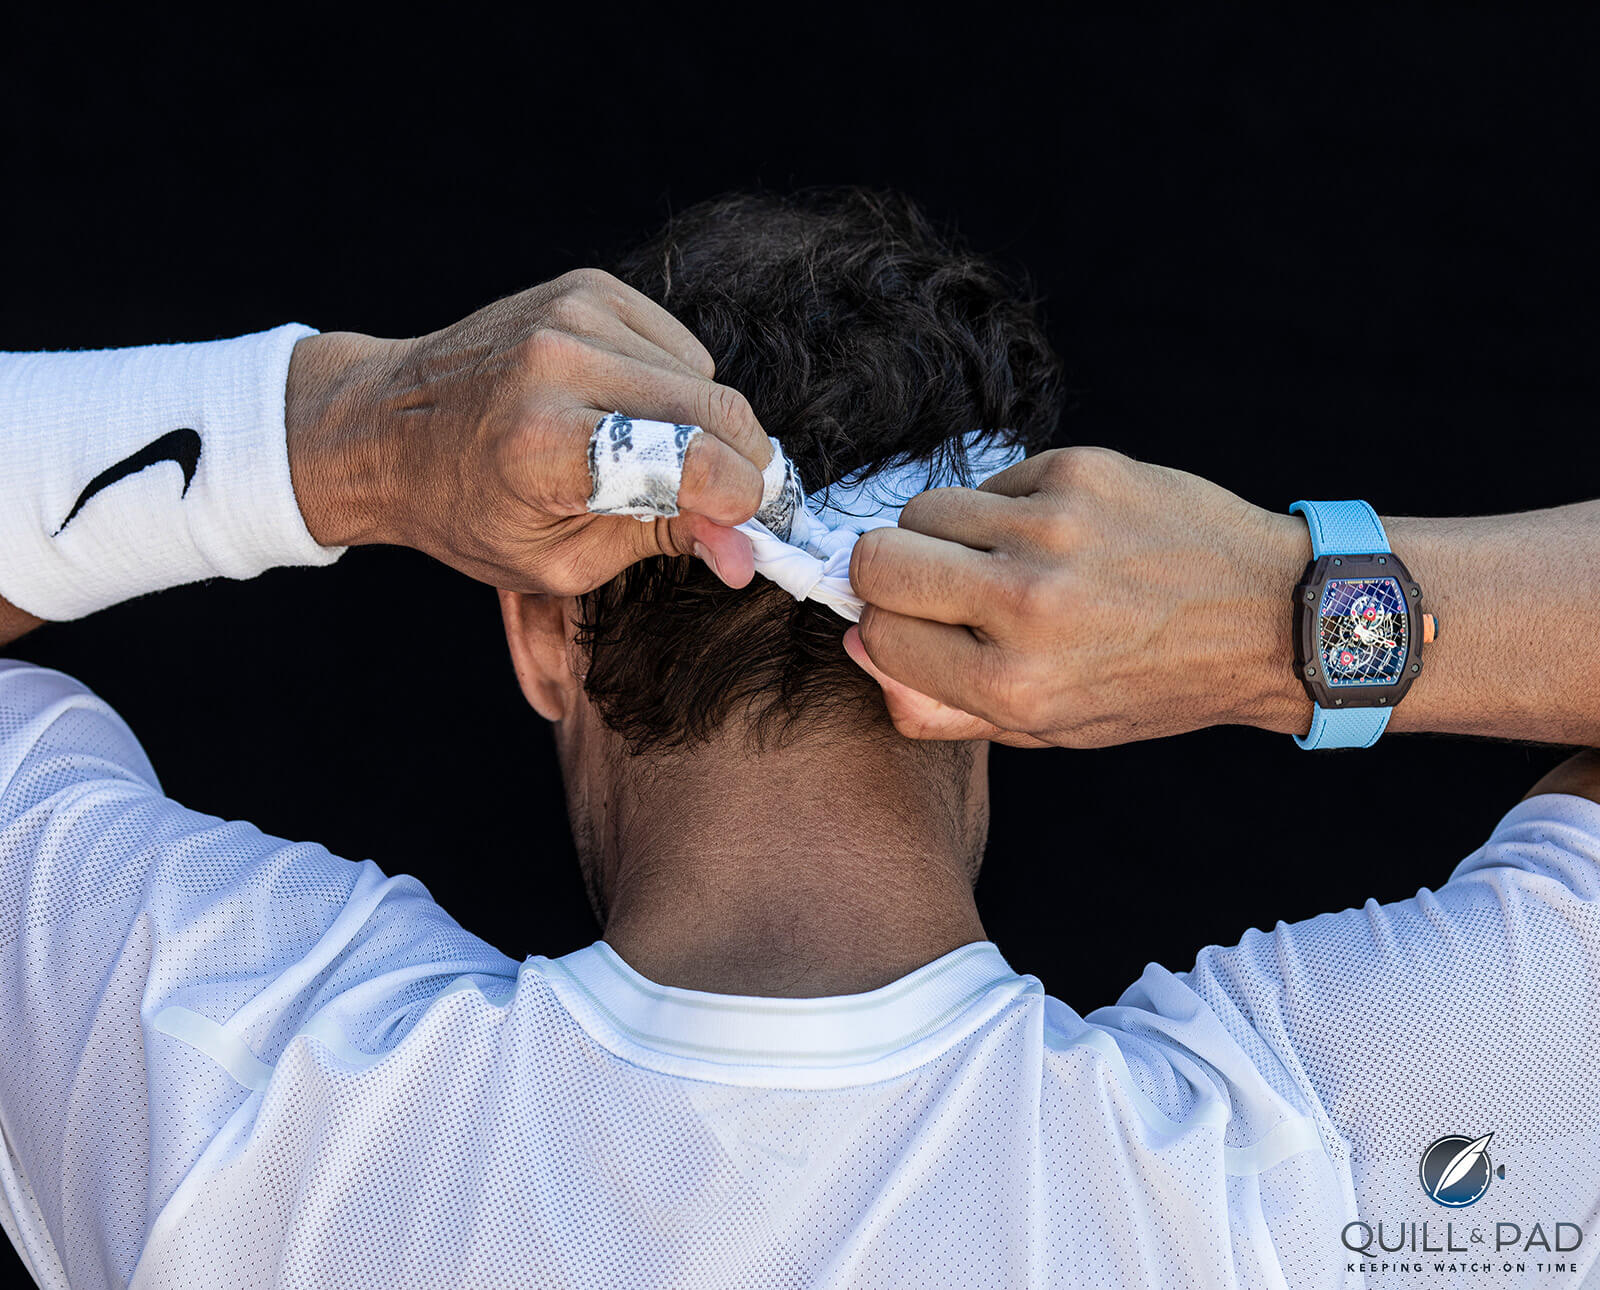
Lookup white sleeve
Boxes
[0,326,344,622]
[0,660,519,1290]
[1170,791,1600,1231]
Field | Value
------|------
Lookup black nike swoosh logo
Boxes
[55,427,203,536]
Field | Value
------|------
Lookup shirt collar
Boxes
[540,939,1038,1087]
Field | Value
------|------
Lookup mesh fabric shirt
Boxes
[1,659,1598,1288]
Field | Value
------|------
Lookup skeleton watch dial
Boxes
[1318,576,1409,686]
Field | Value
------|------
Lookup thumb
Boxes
[842,626,1051,747]
[631,512,756,588]
[842,625,993,739]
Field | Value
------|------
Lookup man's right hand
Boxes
[284,269,771,597]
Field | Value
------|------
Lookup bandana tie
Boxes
[738,432,1026,622]
[583,414,1024,623]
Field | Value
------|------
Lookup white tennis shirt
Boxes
[1,662,1598,1287]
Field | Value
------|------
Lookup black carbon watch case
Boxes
[1292,551,1425,711]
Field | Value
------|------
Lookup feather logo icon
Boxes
[1419,1132,1495,1207]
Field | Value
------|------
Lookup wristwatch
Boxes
[1290,499,1438,750]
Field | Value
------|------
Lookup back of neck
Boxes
[593,730,989,997]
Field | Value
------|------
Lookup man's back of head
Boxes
[582,188,1063,753]
[498,190,1063,993]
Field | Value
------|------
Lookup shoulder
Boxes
[0,658,159,805]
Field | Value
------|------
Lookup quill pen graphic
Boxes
[1433,1133,1494,1200]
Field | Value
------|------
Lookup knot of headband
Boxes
[739,432,1026,622]
[584,414,1025,622]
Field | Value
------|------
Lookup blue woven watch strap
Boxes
[1289,499,1389,557]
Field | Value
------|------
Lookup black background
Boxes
[2,9,1595,1081]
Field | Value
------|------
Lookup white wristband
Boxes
[0,324,345,620]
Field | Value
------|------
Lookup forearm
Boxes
[1,277,765,644]
[1244,500,1600,745]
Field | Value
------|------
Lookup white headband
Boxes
[583,415,1025,622]
[738,432,1026,622]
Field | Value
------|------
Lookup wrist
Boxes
[1222,508,1316,735]
[286,332,402,548]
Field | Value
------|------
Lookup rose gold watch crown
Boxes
[1422,613,1438,645]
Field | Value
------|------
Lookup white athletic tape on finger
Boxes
[583,412,1025,622]
[586,413,703,519]
[753,440,802,540]
[737,432,1027,623]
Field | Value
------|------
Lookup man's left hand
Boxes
[845,447,1311,747]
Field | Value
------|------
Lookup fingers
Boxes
[583,350,771,471]
[848,526,996,625]
[897,486,1020,549]
[546,268,717,379]
[976,452,1057,498]
[583,318,710,382]
[853,605,989,710]
[597,276,718,379]
[535,408,611,513]
[677,430,765,526]
[622,511,756,588]
[527,269,772,484]
[547,511,756,597]
[979,446,1139,506]
[574,308,726,388]
[843,626,1000,741]
[531,405,760,526]
[683,514,756,588]
[845,617,1052,747]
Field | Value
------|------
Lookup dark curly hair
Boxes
[576,190,1064,753]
